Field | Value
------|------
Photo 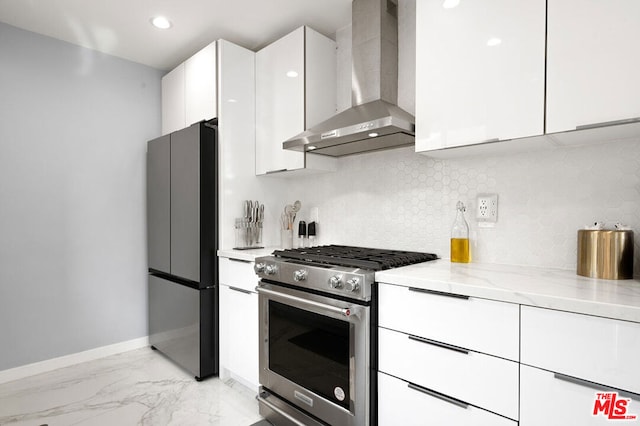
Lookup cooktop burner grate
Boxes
[272,245,438,271]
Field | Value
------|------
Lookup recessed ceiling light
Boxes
[227,98,238,103]
[368,132,379,137]
[307,145,317,151]
[151,16,172,30]
[286,71,299,78]
[442,0,460,9]
[487,37,502,47]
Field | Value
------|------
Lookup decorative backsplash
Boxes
[286,138,640,277]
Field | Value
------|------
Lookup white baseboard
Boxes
[0,336,150,385]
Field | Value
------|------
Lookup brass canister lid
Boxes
[577,230,634,280]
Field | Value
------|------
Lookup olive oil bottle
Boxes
[451,201,470,263]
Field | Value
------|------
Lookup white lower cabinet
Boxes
[520,305,640,425]
[378,284,520,361]
[521,306,640,393]
[378,327,519,420]
[378,372,517,426]
[378,282,640,425]
[377,283,520,423]
[219,258,259,392]
[520,365,640,425]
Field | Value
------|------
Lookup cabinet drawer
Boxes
[378,327,518,420]
[378,372,517,426]
[378,283,519,360]
[219,284,259,392]
[219,257,258,292]
[521,364,640,425]
[521,306,640,393]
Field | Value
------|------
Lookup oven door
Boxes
[257,281,370,426]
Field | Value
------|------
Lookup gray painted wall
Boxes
[0,22,162,370]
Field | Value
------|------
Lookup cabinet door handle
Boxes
[576,117,640,130]
[407,382,469,409]
[228,258,252,263]
[482,137,500,143]
[228,286,253,295]
[266,168,288,174]
[408,334,469,355]
[408,287,469,300]
[553,373,640,401]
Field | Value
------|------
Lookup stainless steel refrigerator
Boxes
[146,119,218,380]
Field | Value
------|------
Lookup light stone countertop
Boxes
[217,247,279,262]
[375,260,640,323]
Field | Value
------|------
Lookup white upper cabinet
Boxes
[185,42,217,127]
[256,27,305,174]
[255,26,337,176]
[161,64,185,135]
[161,41,217,135]
[546,0,640,134]
[415,0,546,152]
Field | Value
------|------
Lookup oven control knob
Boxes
[294,270,307,282]
[265,264,278,275]
[328,275,343,289]
[254,262,266,274]
[345,278,360,292]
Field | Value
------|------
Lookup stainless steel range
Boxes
[254,245,438,426]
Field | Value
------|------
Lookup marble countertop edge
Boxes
[375,260,640,323]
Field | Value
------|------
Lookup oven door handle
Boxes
[256,286,353,317]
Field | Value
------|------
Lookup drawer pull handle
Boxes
[576,117,640,130]
[407,382,469,409]
[228,258,252,263]
[408,287,469,300]
[229,286,253,295]
[408,334,469,355]
[553,373,640,401]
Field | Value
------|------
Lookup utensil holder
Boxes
[281,229,293,249]
[577,230,634,279]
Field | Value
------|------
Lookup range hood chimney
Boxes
[283,0,415,157]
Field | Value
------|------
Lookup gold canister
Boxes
[577,230,634,279]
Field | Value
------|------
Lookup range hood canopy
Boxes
[284,0,415,157]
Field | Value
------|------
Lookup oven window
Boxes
[269,300,350,410]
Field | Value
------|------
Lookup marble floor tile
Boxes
[0,347,263,425]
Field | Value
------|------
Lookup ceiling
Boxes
[0,0,352,71]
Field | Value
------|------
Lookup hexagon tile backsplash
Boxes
[287,138,640,277]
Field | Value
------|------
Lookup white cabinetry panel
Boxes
[219,257,258,292]
[546,0,640,134]
[415,0,545,151]
[521,365,640,425]
[255,26,337,176]
[161,64,185,135]
[305,28,337,130]
[378,283,519,361]
[219,257,259,392]
[185,41,217,127]
[162,41,217,135]
[255,27,305,175]
[378,372,517,426]
[521,306,640,394]
[378,327,519,420]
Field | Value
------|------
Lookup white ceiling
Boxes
[0,0,352,71]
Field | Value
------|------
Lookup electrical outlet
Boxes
[476,193,498,225]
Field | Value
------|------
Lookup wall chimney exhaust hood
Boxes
[283,0,415,157]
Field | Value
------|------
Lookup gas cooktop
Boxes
[271,245,438,271]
